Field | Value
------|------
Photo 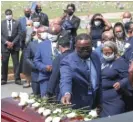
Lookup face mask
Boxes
[123,18,131,24]
[103,53,115,62]
[6,15,12,20]
[94,20,101,26]
[36,8,42,13]
[40,32,48,40]
[67,10,74,16]
[33,22,40,28]
[25,13,30,18]
[47,33,58,42]
[116,32,123,39]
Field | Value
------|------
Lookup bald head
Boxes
[123,11,132,18]
[122,11,132,24]
[35,3,42,13]
[102,31,115,42]
[24,7,31,18]
[50,17,62,26]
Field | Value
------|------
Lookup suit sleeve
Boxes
[60,57,72,96]
[25,43,36,70]
[72,18,81,30]
[12,21,22,44]
[1,21,7,44]
[42,13,49,26]
[116,59,129,88]
[47,56,60,94]
[33,45,48,72]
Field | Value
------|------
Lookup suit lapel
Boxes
[12,19,16,32]
[4,20,8,34]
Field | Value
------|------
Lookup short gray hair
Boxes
[102,41,118,54]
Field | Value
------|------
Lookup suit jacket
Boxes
[60,51,102,109]
[34,40,52,82]
[47,50,72,97]
[25,40,39,82]
[68,15,80,37]
[1,19,21,52]
[31,12,49,26]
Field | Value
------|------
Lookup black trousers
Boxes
[1,50,21,81]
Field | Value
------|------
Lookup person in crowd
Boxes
[31,3,49,26]
[87,13,112,48]
[34,23,62,97]
[100,41,129,117]
[122,21,133,111]
[95,30,115,59]
[60,33,102,111]
[113,22,127,56]
[19,7,32,88]
[122,11,132,32]
[46,32,72,100]
[62,3,80,50]
[1,9,21,85]
[129,62,133,87]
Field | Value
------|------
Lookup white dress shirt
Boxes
[7,19,12,36]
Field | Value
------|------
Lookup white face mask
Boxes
[33,22,40,28]
[94,20,101,26]
[47,33,58,42]
[123,18,131,24]
[40,32,48,40]
[103,53,115,61]
[6,15,12,20]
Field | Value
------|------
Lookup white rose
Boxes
[67,112,77,118]
[27,99,35,104]
[32,102,40,108]
[18,100,27,106]
[19,92,29,102]
[84,118,92,121]
[52,117,61,122]
[11,92,19,98]
[43,109,51,117]
[89,110,98,118]
[38,107,45,114]
[53,108,62,114]
[45,116,53,122]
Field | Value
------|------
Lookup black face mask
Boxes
[25,13,30,18]
[77,47,92,60]
[67,10,74,16]
[36,8,42,13]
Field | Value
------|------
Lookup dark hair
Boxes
[75,33,92,43]
[57,31,70,48]
[113,22,126,40]
[5,9,12,15]
[32,15,41,21]
[67,3,76,12]
[90,13,105,27]
[125,21,133,33]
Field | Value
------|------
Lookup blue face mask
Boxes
[103,53,115,62]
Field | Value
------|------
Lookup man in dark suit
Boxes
[63,3,80,49]
[46,32,72,99]
[60,33,102,111]
[1,9,21,85]
[31,3,49,26]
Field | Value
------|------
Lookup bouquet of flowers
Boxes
[11,92,98,122]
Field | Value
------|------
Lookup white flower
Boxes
[53,108,62,114]
[43,109,51,117]
[52,117,61,122]
[27,99,35,104]
[38,107,45,114]
[18,100,27,106]
[19,92,29,102]
[11,92,19,98]
[45,116,53,122]
[32,102,40,108]
[89,110,98,118]
[84,118,92,121]
[67,112,77,118]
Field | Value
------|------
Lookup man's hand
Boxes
[46,65,52,72]
[6,41,13,49]
[96,104,102,116]
[113,82,120,90]
[61,93,71,105]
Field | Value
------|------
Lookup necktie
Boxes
[8,20,11,31]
